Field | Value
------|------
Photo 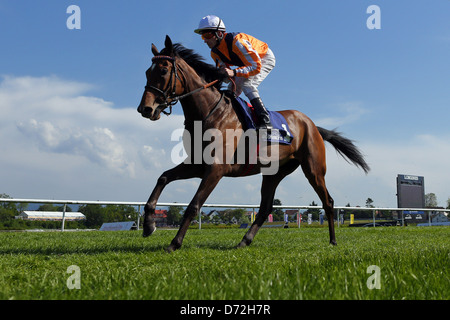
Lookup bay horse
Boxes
[137,36,369,252]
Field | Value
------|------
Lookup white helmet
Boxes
[194,15,226,34]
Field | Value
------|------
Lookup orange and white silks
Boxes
[211,32,269,78]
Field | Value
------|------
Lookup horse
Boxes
[137,36,370,252]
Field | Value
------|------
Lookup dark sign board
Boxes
[397,174,425,209]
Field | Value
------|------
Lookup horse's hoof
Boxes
[142,225,156,237]
[166,243,180,253]
[330,240,337,246]
[236,237,252,249]
[236,241,247,249]
[165,245,175,253]
[165,239,182,253]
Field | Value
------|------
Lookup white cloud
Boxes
[315,101,369,128]
[0,75,183,200]
[139,144,168,169]
[6,77,135,176]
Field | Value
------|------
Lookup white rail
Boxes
[1,198,448,231]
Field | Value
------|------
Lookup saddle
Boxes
[224,91,293,145]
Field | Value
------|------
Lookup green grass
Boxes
[0,227,448,300]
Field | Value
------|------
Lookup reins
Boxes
[146,55,220,117]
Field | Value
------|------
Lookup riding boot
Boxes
[250,97,273,130]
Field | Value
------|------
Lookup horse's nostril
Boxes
[137,105,149,114]
[138,105,156,119]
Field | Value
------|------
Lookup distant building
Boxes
[17,211,86,221]
[432,212,449,223]
[154,209,168,226]
[207,210,221,218]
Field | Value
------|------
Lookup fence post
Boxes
[428,211,432,227]
[199,207,202,230]
[137,205,141,231]
[337,209,340,228]
[61,204,67,232]
[373,209,376,227]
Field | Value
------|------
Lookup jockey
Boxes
[194,15,275,129]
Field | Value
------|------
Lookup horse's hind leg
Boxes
[301,156,337,245]
[237,159,300,248]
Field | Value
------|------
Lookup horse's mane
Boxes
[162,43,223,88]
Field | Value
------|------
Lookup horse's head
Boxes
[137,36,184,121]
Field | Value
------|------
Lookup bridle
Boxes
[145,55,219,116]
[145,55,181,115]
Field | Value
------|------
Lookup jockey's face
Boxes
[202,31,223,48]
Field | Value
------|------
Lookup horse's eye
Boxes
[161,68,168,76]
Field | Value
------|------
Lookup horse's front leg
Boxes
[167,166,223,252]
[143,163,202,237]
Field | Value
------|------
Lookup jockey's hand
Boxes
[223,68,235,78]
[219,66,235,79]
[217,68,230,81]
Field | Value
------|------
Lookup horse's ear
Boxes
[151,43,159,56]
[164,35,173,56]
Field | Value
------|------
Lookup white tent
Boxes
[18,211,85,221]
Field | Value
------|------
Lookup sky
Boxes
[1,0,449,208]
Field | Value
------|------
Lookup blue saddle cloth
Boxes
[231,95,293,145]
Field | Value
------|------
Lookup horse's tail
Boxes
[317,127,370,174]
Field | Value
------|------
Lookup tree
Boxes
[166,206,183,225]
[447,197,450,210]
[38,204,58,211]
[272,198,284,221]
[218,209,247,224]
[365,198,374,208]
[304,201,321,221]
[231,208,248,224]
[79,204,104,228]
[425,193,438,208]
[0,194,19,221]
[16,202,29,213]
[38,204,72,212]
[219,209,235,224]
[103,204,135,222]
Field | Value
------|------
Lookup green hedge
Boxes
[0,219,86,230]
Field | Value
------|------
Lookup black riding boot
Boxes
[250,97,272,129]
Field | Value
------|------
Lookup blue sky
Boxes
[1,1,449,208]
